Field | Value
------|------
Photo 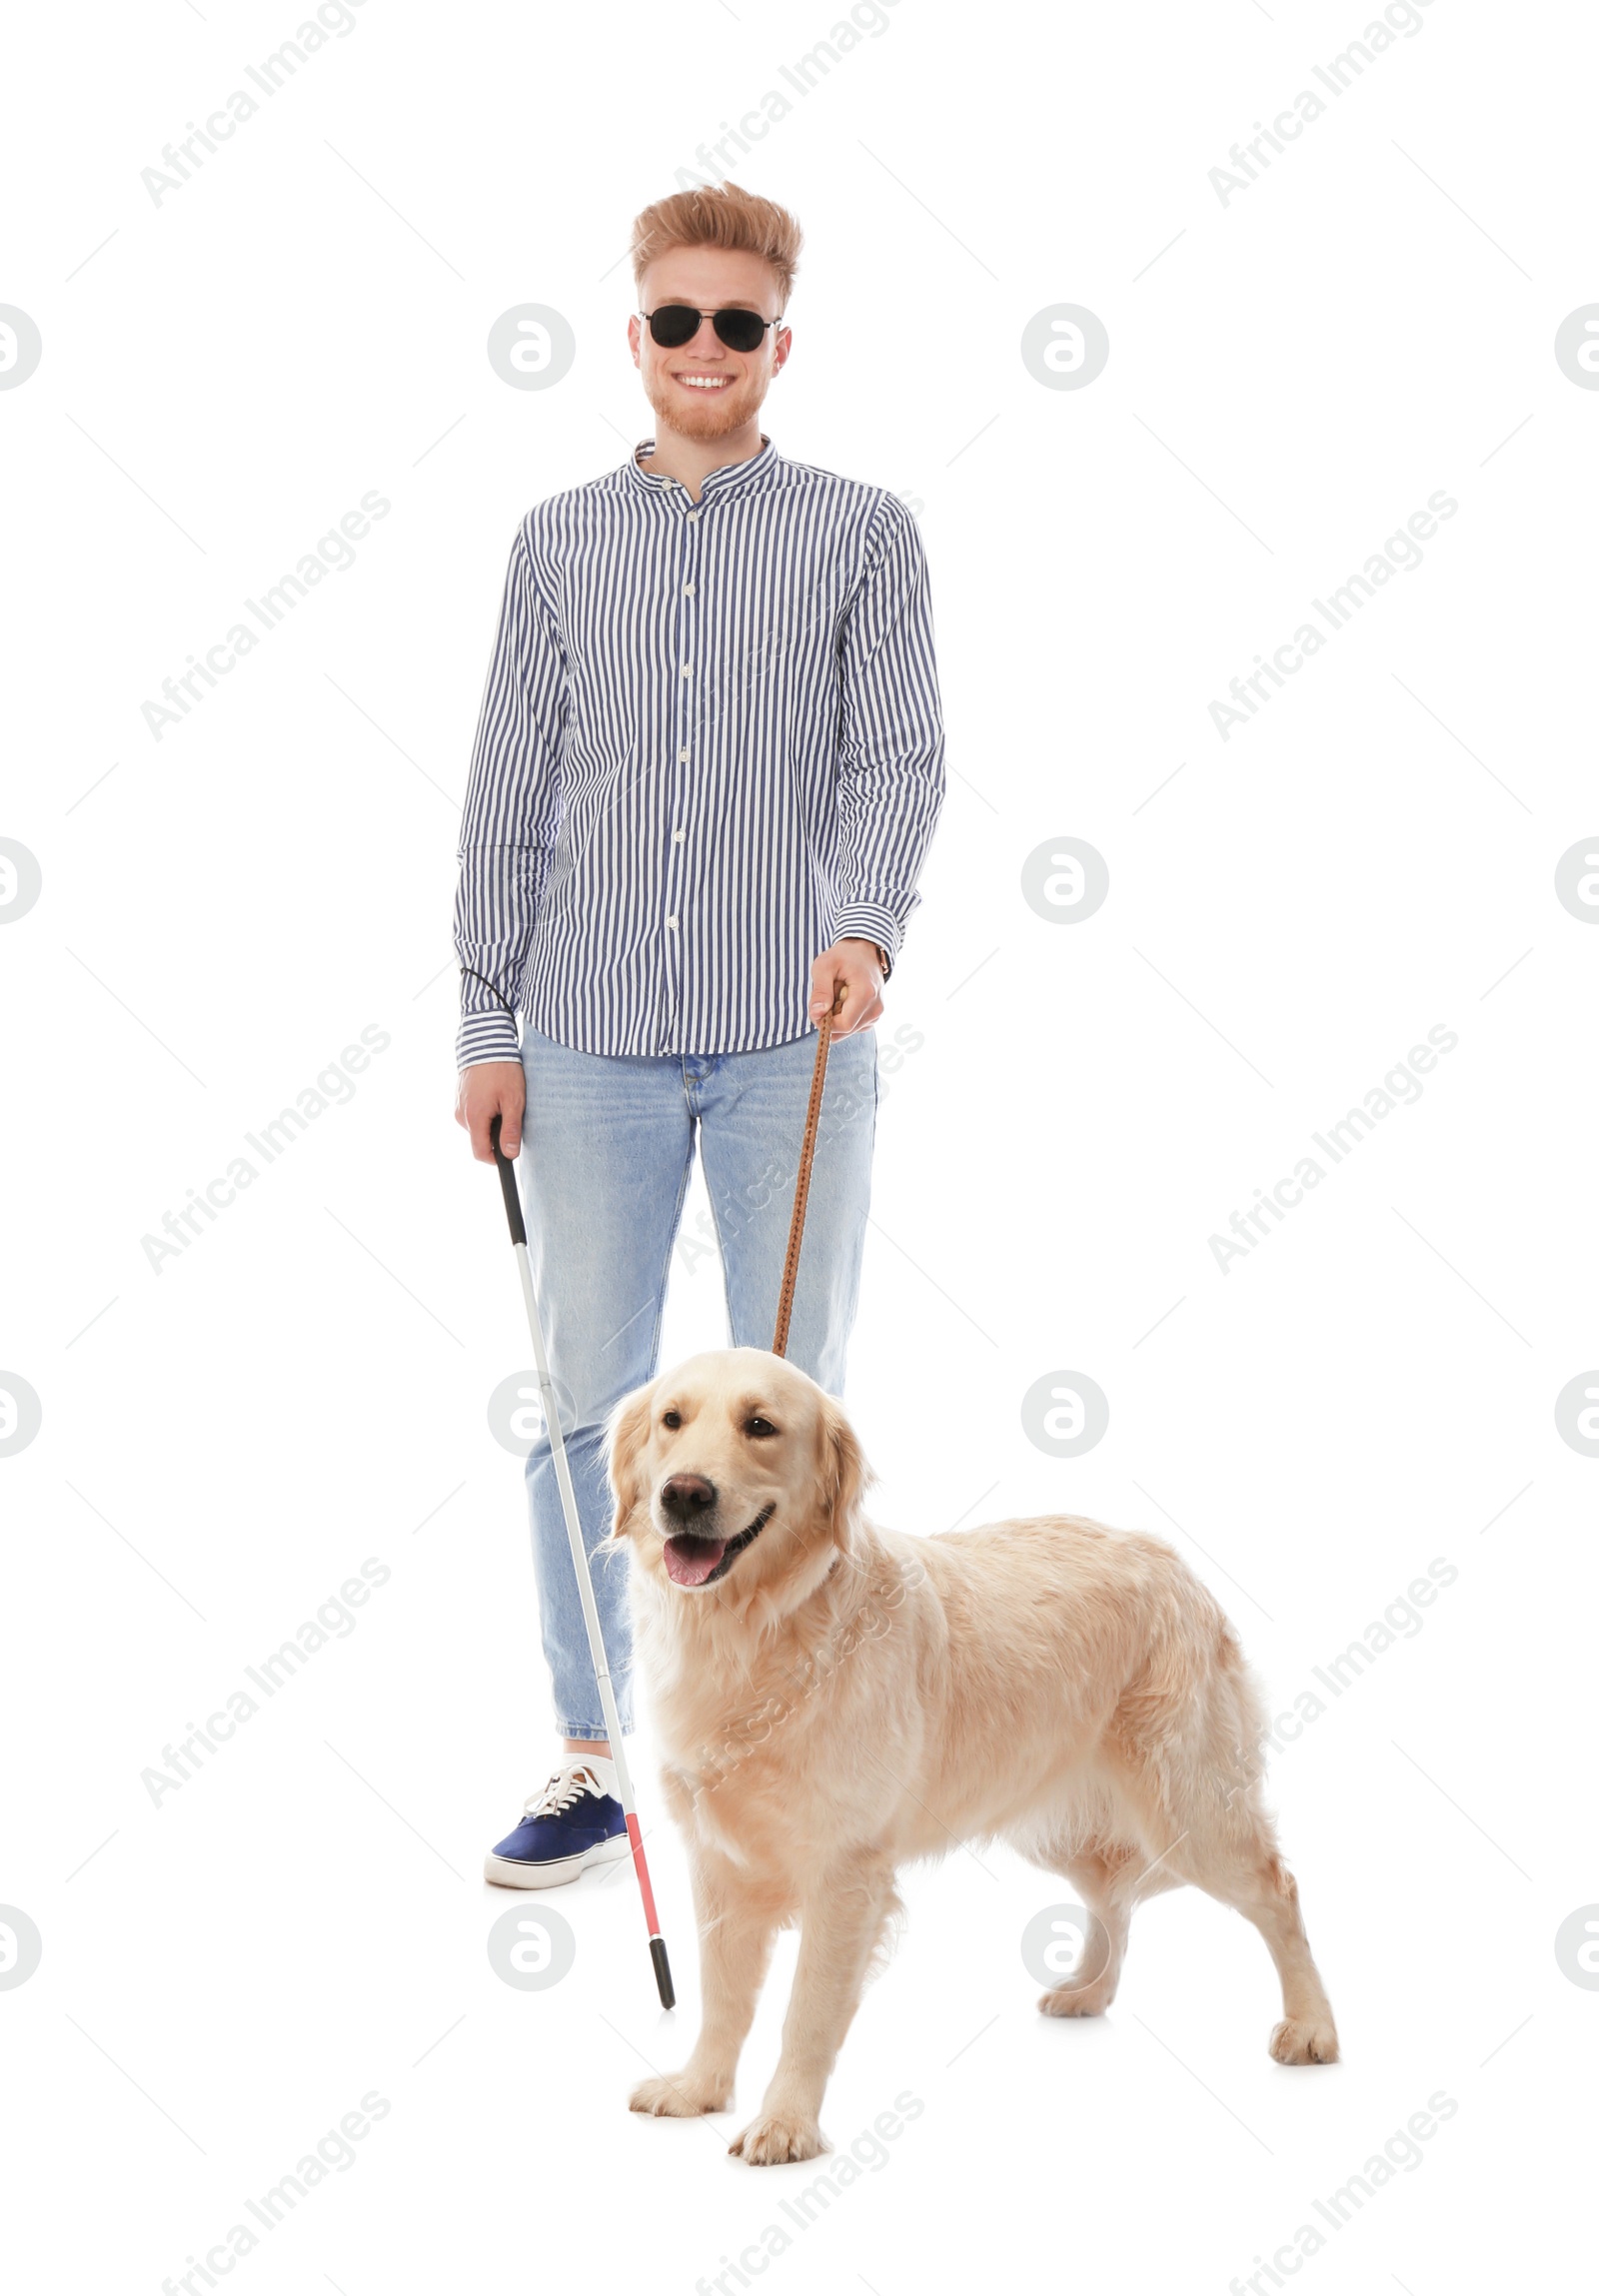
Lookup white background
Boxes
[2,0,1593,2288]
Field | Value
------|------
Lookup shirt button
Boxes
[667,915,678,928]
[678,746,690,761]
[681,663,692,677]
[684,582,695,596]
[687,510,700,524]
[673,828,685,842]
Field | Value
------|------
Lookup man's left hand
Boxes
[809,938,886,1037]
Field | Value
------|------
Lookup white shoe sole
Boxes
[484,1831,632,1889]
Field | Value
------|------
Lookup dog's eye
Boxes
[746,1417,778,1439]
[662,1409,682,1430]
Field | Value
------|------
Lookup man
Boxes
[453,180,945,1887]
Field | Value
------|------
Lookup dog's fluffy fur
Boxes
[607,1348,1337,2165]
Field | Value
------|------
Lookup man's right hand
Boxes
[456,1060,527,1163]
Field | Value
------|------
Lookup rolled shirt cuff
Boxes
[456,1009,523,1071]
[831,902,902,982]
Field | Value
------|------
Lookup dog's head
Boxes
[605,1347,872,1617]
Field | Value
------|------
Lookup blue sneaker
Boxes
[485,1756,631,1888]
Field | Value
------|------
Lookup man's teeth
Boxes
[678,375,732,389]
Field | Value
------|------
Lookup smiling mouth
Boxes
[674,372,735,391]
[662,1503,776,1590]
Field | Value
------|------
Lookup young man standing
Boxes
[453,182,945,1887]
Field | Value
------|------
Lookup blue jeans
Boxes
[514,1021,879,1739]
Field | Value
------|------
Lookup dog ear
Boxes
[604,1380,656,1543]
[817,1394,872,1553]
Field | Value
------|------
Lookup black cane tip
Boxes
[650,1934,676,2010]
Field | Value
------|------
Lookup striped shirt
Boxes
[452,431,945,1065]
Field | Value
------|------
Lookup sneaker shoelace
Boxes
[523,1761,607,1819]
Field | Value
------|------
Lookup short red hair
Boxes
[630,180,803,309]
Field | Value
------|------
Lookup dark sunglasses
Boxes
[639,305,783,353]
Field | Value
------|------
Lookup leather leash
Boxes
[771,981,845,1358]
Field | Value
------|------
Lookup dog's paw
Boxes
[729,2110,826,2165]
[1037,1982,1112,2018]
[1268,2015,1339,2065]
[629,2070,732,2116]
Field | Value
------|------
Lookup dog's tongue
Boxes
[664,1533,727,1588]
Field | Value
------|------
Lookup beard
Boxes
[644,366,762,442]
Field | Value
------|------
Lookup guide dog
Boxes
[607,1348,1337,2165]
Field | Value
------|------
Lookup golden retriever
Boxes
[607,1347,1337,2165]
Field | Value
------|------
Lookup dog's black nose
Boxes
[660,1472,717,1520]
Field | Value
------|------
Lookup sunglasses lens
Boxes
[649,305,702,348]
[714,309,767,352]
[648,306,770,353]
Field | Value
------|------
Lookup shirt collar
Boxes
[625,432,779,502]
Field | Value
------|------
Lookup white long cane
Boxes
[489,1113,675,2008]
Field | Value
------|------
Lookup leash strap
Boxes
[772,984,843,1359]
